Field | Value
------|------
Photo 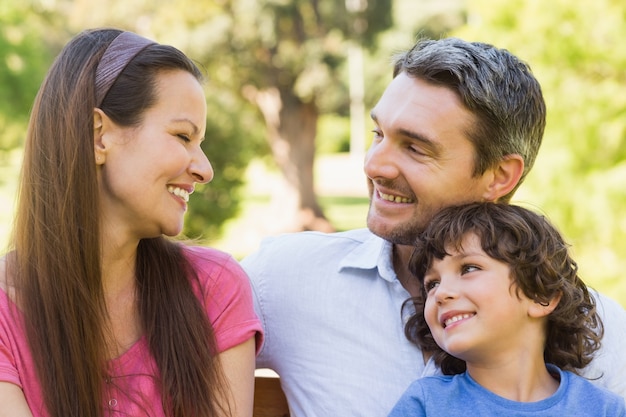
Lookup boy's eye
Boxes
[423,279,439,293]
[461,265,480,274]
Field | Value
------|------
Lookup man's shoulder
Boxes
[254,228,378,253]
[592,290,626,317]
[241,228,384,272]
[274,227,374,243]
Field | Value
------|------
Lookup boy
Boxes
[389,203,625,416]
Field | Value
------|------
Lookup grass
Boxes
[319,195,370,231]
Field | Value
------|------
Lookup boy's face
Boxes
[422,233,543,368]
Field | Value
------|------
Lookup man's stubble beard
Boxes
[365,203,428,246]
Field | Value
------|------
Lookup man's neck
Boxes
[392,243,421,296]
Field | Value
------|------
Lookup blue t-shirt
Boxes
[388,365,625,416]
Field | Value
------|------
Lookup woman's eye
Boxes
[177,134,191,142]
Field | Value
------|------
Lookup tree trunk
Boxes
[246,86,335,233]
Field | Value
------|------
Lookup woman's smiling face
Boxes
[96,69,212,240]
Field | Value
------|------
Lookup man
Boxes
[241,37,626,417]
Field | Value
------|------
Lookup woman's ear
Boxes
[481,154,524,202]
[94,108,107,165]
[528,291,562,319]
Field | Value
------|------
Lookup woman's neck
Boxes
[100,238,141,359]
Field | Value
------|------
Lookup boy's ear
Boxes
[481,154,524,202]
[528,291,562,319]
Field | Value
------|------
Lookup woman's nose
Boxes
[190,147,214,184]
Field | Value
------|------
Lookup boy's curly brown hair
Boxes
[403,202,603,375]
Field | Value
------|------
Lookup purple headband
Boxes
[94,32,155,106]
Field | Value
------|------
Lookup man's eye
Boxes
[408,145,427,156]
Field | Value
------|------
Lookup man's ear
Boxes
[528,291,562,319]
[94,108,108,165]
[481,154,524,202]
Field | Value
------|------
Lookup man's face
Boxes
[365,73,494,245]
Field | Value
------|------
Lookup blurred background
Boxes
[0,0,624,307]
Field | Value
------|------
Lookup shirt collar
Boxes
[337,231,397,283]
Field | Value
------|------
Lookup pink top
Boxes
[0,246,263,416]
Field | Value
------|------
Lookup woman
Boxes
[0,29,262,416]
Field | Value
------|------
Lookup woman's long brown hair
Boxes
[9,28,229,416]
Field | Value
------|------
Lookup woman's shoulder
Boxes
[181,245,237,269]
[181,245,247,288]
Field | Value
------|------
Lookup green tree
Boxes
[191,0,393,232]
[0,0,266,240]
[456,0,626,305]
[0,0,466,242]
[0,3,59,152]
[18,0,393,235]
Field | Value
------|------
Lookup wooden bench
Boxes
[253,375,290,417]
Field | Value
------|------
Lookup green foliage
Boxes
[0,4,59,151]
[10,0,624,307]
[316,114,351,154]
[0,0,465,241]
[361,0,468,116]
[0,1,270,241]
[456,0,626,304]
[184,85,267,240]
[174,0,393,235]
[196,0,392,109]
